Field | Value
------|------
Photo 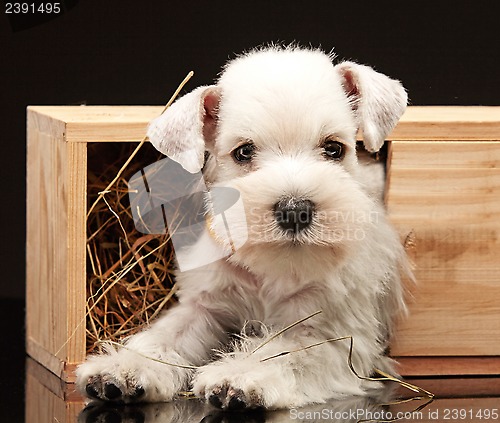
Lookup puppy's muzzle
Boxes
[274,197,315,234]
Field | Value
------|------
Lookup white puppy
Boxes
[76,45,409,410]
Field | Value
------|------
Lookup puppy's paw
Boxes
[76,353,149,403]
[193,358,292,410]
[207,383,261,411]
[82,373,145,403]
[76,348,188,403]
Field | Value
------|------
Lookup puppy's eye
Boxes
[232,142,256,163]
[322,139,345,160]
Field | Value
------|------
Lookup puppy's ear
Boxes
[335,62,407,152]
[147,86,221,173]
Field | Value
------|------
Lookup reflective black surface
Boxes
[73,393,500,423]
[1,298,25,420]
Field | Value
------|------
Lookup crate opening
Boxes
[86,142,178,354]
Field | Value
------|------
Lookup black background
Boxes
[2,0,500,299]
[0,0,499,419]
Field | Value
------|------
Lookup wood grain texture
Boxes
[27,105,162,142]
[389,141,500,168]
[388,141,500,357]
[389,106,500,141]
[402,376,500,397]
[26,106,500,142]
[26,358,84,402]
[26,108,87,379]
[396,356,500,377]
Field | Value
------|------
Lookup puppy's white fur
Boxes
[76,46,409,409]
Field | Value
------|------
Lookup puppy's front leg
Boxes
[193,330,376,410]
[76,300,229,403]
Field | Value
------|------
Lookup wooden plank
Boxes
[387,168,500,204]
[26,106,500,142]
[389,141,500,168]
[396,357,500,377]
[27,337,66,380]
[27,105,163,124]
[389,106,500,141]
[393,299,500,356]
[402,376,500,397]
[65,141,87,366]
[406,268,499,284]
[26,109,68,368]
[27,105,162,142]
[26,109,87,377]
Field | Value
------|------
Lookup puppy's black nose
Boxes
[274,197,315,233]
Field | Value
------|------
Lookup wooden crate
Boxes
[26,106,500,382]
[387,108,500,376]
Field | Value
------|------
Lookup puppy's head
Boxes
[148,46,407,277]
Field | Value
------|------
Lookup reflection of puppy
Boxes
[77,46,409,410]
[78,391,394,423]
